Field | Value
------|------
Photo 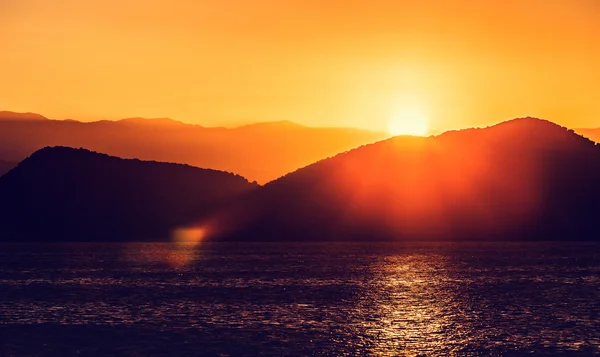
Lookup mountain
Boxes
[0,147,257,242]
[0,160,16,177]
[575,128,600,143]
[0,112,387,183]
[204,118,600,242]
[0,111,48,121]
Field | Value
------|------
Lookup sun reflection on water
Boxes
[358,253,465,356]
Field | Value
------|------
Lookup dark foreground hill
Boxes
[0,147,257,241]
[0,111,387,183]
[204,118,600,242]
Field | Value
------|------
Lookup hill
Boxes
[205,118,600,242]
[0,147,257,241]
[0,112,387,183]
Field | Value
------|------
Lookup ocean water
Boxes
[1,242,599,357]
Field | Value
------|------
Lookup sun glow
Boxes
[388,109,429,136]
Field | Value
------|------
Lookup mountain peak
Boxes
[435,117,596,148]
[20,146,244,179]
[492,116,568,131]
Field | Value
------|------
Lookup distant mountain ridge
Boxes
[0,111,48,121]
[117,117,194,127]
[0,111,388,183]
[0,147,258,241]
[204,117,600,242]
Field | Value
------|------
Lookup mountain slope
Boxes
[575,128,600,143]
[0,112,388,183]
[0,147,257,241]
[206,118,600,242]
[0,160,16,177]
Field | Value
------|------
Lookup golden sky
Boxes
[2,0,599,132]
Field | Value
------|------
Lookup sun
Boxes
[387,109,429,136]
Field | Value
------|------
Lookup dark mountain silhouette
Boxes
[0,159,16,177]
[0,111,387,183]
[0,147,257,242]
[204,118,600,242]
[575,127,600,143]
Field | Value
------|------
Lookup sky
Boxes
[1,0,600,132]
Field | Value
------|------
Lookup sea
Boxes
[1,242,599,357]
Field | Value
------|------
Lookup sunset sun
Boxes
[387,109,429,136]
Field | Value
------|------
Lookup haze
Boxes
[2,0,600,132]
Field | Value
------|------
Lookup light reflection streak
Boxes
[123,226,209,269]
[358,253,466,356]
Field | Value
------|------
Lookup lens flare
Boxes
[173,227,207,246]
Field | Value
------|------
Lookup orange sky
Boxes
[2,0,599,132]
